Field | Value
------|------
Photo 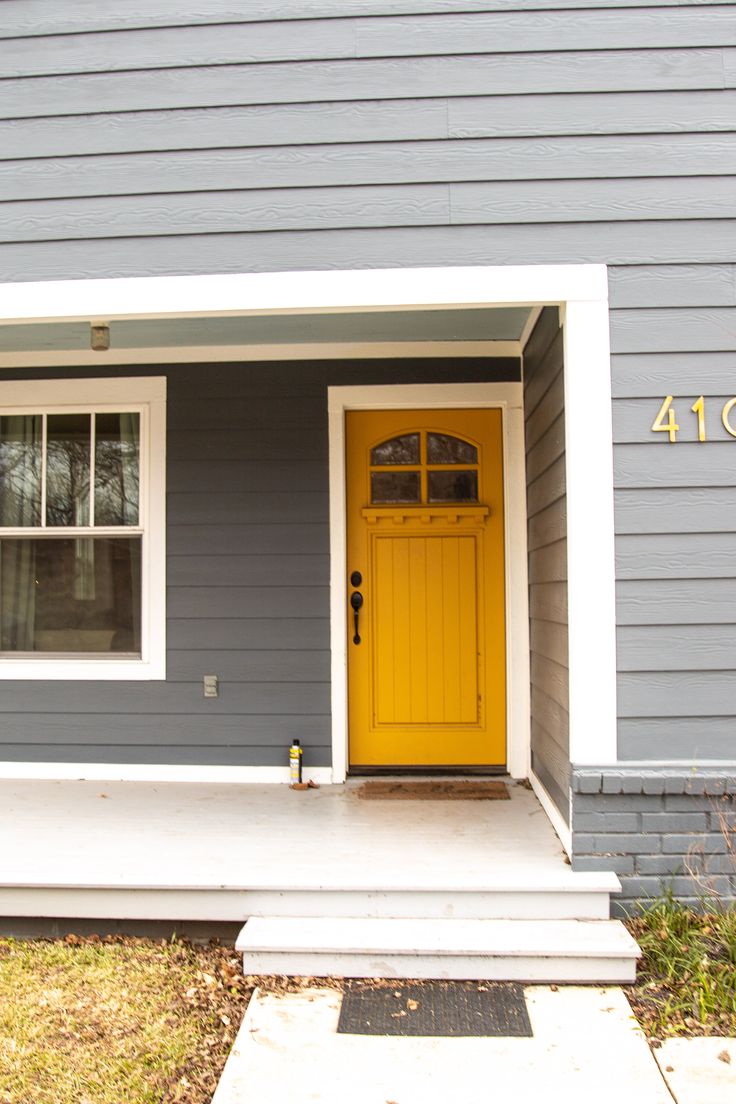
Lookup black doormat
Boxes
[337,979,532,1037]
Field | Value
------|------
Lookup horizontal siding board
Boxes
[0,0,719,39]
[611,308,736,354]
[529,582,568,625]
[614,443,736,489]
[0,185,450,243]
[530,618,569,668]
[166,650,330,682]
[167,555,327,587]
[167,493,327,526]
[531,653,569,711]
[0,101,450,161]
[168,587,328,619]
[619,671,736,718]
[450,90,736,139]
[611,352,736,398]
[529,538,567,585]
[530,684,570,757]
[525,413,565,486]
[3,220,736,284]
[617,579,736,624]
[7,134,736,204]
[618,717,736,761]
[526,455,566,518]
[531,718,571,794]
[6,10,734,79]
[524,328,564,419]
[450,178,736,227]
[528,499,567,553]
[524,367,565,458]
[614,397,736,444]
[616,532,736,579]
[5,91,736,163]
[522,306,559,381]
[169,395,326,428]
[168,460,325,495]
[168,525,329,556]
[169,618,330,650]
[168,429,325,461]
[0,682,330,715]
[609,264,736,309]
[531,752,569,823]
[618,625,736,672]
[0,50,728,121]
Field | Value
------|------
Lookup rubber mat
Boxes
[355,780,509,800]
[337,980,532,1037]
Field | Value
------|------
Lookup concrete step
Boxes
[236,916,641,983]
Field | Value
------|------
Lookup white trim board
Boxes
[0,265,609,324]
[328,382,531,784]
[0,762,333,785]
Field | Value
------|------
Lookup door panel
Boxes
[347,409,506,768]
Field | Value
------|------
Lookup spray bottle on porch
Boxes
[289,739,303,786]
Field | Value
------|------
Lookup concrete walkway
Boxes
[213,985,678,1104]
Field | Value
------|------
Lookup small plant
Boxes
[626,893,736,1038]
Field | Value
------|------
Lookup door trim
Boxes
[328,382,529,783]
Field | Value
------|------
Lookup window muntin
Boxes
[369,430,480,505]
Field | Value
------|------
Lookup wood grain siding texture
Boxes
[0,358,519,766]
[524,308,570,822]
[1,0,735,771]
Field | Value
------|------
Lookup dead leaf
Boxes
[718,1050,731,1065]
[406,999,419,1011]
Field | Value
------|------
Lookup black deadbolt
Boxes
[350,570,362,587]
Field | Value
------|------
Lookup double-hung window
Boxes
[0,377,166,679]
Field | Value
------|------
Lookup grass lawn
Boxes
[625,898,736,1040]
[0,935,254,1104]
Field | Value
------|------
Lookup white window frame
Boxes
[0,376,166,680]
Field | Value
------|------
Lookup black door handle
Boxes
[350,590,364,644]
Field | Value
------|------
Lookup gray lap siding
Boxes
[0,358,519,768]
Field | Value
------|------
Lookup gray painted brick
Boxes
[636,855,688,875]
[615,876,665,900]
[662,833,729,854]
[641,813,709,832]
[663,775,687,794]
[641,776,667,795]
[572,855,636,875]
[602,773,625,794]
[575,832,661,854]
[573,812,640,832]
[574,794,661,812]
[574,773,602,794]
[669,875,733,896]
[664,795,714,811]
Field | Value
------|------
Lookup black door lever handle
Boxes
[350,590,364,644]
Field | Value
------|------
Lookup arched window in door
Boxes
[369,431,480,504]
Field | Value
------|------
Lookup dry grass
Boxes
[0,935,253,1104]
[626,896,736,1040]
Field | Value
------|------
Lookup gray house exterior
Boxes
[0,0,735,914]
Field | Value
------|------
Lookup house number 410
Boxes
[651,395,736,443]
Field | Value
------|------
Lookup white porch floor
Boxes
[1,778,617,922]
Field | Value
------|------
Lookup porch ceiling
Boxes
[0,306,532,359]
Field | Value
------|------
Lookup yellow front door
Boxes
[346,409,506,768]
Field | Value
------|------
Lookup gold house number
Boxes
[651,395,736,443]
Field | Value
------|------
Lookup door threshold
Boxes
[348,766,509,777]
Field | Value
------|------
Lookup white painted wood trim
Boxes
[0,376,166,680]
[562,301,617,765]
[0,265,609,323]
[0,341,520,370]
[529,769,573,857]
[328,382,529,783]
[0,762,333,784]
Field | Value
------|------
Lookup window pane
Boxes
[0,537,141,653]
[371,471,421,503]
[427,433,478,464]
[95,413,140,526]
[0,415,42,526]
[427,470,478,502]
[370,434,420,465]
[46,414,90,526]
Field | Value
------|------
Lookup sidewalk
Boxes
[211,984,733,1104]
